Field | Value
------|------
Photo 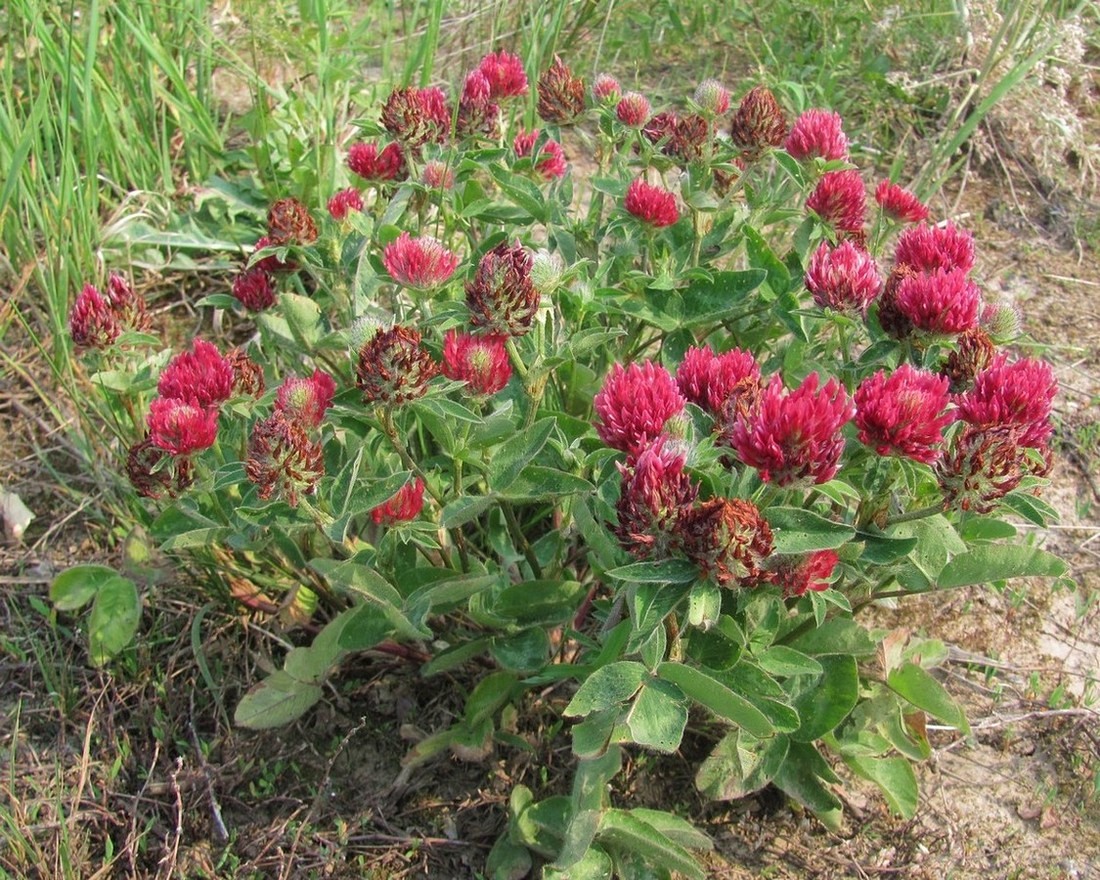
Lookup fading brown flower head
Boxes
[381,86,453,147]
[729,86,788,160]
[937,424,1051,514]
[940,328,996,394]
[105,273,151,332]
[536,55,586,123]
[126,436,193,499]
[246,411,325,507]
[465,241,539,337]
[226,347,266,397]
[356,325,438,406]
[679,497,774,587]
[267,197,318,246]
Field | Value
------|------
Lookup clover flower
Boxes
[382,232,460,289]
[147,397,219,456]
[126,436,192,499]
[104,273,150,332]
[615,92,651,127]
[226,347,266,397]
[355,325,438,406]
[956,354,1057,450]
[785,109,848,161]
[894,221,975,274]
[421,160,455,190]
[477,50,528,99]
[806,169,866,237]
[730,373,854,486]
[347,142,407,182]
[513,129,567,179]
[158,339,235,409]
[251,235,296,273]
[327,187,364,220]
[694,79,730,116]
[875,180,929,224]
[729,86,788,160]
[465,240,539,337]
[456,70,500,139]
[372,476,426,525]
[267,197,317,246]
[232,267,277,312]
[804,240,883,315]
[679,497,774,587]
[769,549,839,598]
[894,267,981,335]
[854,365,954,464]
[381,86,452,146]
[642,111,708,163]
[594,361,687,459]
[624,178,679,228]
[69,284,121,349]
[442,330,512,396]
[593,74,622,103]
[940,328,996,393]
[275,369,336,429]
[676,345,761,415]
[536,55,585,123]
[246,411,324,507]
[937,424,1050,514]
[615,437,699,560]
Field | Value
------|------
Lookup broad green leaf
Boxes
[421,637,492,677]
[773,741,843,821]
[597,809,705,880]
[309,559,402,607]
[785,617,878,657]
[493,579,587,627]
[335,603,394,652]
[491,628,550,671]
[234,670,324,729]
[496,466,592,501]
[687,580,721,629]
[937,545,1066,589]
[544,846,613,880]
[488,417,556,492]
[279,292,324,348]
[572,708,620,759]
[50,564,118,612]
[887,662,969,733]
[515,796,571,857]
[765,507,855,553]
[858,530,918,564]
[695,730,790,801]
[626,809,713,852]
[756,645,824,677]
[87,576,141,665]
[485,833,533,880]
[465,671,519,725]
[789,654,859,742]
[845,755,919,818]
[564,661,647,718]
[625,679,688,753]
[889,515,965,589]
[675,270,766,326]
[160,527,233,551]
[440,494,494,528]
[657,662,775,737]
[558,750,622,867]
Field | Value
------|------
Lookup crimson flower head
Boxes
[327,187,364,220]
[729,86,788,160]
[676,345,761,415]
[477,50,528,99]
[267,197,318,246]
[347,142,406,182]
[147,397,219,456]
[356,325,438,406]
[894,221,975,273]
[372,477,426,525]
[275,369,336,429]
[804,240,882,315]
[246,411,324,507]
[70,284,121,349]
[593,74,622,103]
[513,129,567,179]
[615,437,699,560]
[854,365,954,464]
[105,273,150,332]
[594,361,687,459]
[624,178,679,228]
[232,267,277,312]
[694,79,731,116]
[615,92,651,127]
[461,69,491,105]
[457,71,500,139]
[769,550,839,598]
[875,180,929,224]
[536,55,585,123]
[785,109,848,161]
[421,160,455,190]
[465,240,539,337]
[442,330,512,396]
[895,267,981,335]
[381,86,452,146]
[382,232,460,290]
[957,354,1057,450]
[806,169,866,237]
[679,497,774,588]
[158,339,235,409]
[731,373,854,486]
